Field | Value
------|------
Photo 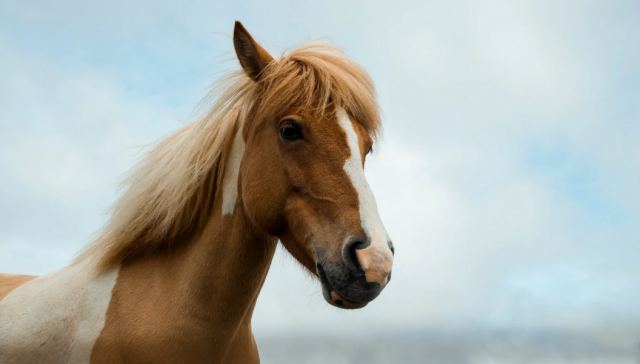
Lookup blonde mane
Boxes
[82,42,380,271]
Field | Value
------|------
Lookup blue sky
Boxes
[0,0,638,353]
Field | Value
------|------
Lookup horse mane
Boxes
[80,42,381,271]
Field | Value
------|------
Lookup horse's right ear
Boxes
[233,21,274,82]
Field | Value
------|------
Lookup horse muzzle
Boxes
[316,238,393,309]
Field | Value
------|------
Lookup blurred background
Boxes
[1,1,639,363]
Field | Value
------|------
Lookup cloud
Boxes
[0,39,180,272]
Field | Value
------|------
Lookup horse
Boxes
[0,21,394,363]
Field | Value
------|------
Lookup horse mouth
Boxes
[316,264,368,309]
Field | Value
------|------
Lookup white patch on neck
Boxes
[336,108,389,250]
[221,125,246,215]
[0,259,119,363]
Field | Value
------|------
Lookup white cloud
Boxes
[0,40,180,273]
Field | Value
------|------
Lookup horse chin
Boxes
[323,286,368,309]
[317,264,368,309]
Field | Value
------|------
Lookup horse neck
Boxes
[177,204,278,323]
[111,201,278,335]
[89,202,277,360]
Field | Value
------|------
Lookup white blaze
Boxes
[0,258,119,363]
[221,125,246,215]
[337,108,390,255]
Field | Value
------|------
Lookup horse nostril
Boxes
[388,240,395,255]
[342,237,367,272]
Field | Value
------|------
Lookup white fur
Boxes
[0,259,119,364]
[221,126,245,215]
[337,108,390,253]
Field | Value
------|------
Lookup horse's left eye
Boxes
[279,120,303,141]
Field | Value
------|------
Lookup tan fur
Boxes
[0,275,35,300]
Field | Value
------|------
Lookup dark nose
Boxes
[342,237,368,272]
[342,236,393,288]
[343,236,394,290]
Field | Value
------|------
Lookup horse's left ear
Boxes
[233,21,274,82]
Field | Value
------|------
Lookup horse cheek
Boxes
[240,154,288,235]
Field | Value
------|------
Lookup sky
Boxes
[1,0,639,362]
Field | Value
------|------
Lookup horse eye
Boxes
[279,120,303,141]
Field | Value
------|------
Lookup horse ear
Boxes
[233,21,274,82]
